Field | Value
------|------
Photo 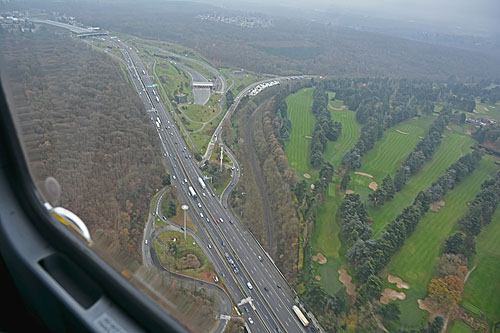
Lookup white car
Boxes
[248,318,253,325]
[200,213,204,218]
[172,175,176,180]
[202,192,206,197]
[247,282,253,290]
[197,203,202,208]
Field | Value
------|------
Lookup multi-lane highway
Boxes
[107,37,312,333]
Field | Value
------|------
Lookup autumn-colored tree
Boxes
[428,275,463,306]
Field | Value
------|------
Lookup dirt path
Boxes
[245,102,275,257]
[463,265,477,284]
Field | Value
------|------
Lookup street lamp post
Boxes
[181,204,189,240]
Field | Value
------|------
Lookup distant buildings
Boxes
[196,13,273,28]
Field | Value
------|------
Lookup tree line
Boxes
[343,151,482,283]
[310,85,342,168]
[369,108,452,207]
[421,171,500,328]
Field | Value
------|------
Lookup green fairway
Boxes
[311,98,361,295]
[324,102,361,166]
[285,88,315,177]
[383,156,498,327]
[462,201,500,323]
[448,321,474,333]
[472,98,500,120]
[369,130,475,236]
[348,116,434,199]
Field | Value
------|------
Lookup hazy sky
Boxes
[215,0,500,34]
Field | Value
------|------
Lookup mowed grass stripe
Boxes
[325,106,361,166]
[370,131,475,236]
[383,156,497,326]
[285,88,315,176]
[462,195,500,322]
[358,116,434,182]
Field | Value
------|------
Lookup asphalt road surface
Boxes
[106,36,312,333]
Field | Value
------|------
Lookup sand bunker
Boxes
[446,126,452,131]
[345,190,355,194]
[329,103,347,111]
[388,275,410,289]
[369,181,378,191]
[380,288,406,304]
[484,107,489,111]
[304,136,312,139]
[430,200,446,212]
[312,253,327,264]
[396,130,409,135]
[303,173,311,179]
[315,275,321,281]
[417,298,435,315]
[338,268,358,296]
[354,172,374,178]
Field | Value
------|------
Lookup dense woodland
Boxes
[1,29,164,266]
[9,1,500,80]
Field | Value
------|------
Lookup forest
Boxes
[1,28,164,267]
[9,1,500,80]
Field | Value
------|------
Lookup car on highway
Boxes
[197,203,202,208]
[202,192,206,197]
[200,212,204,218]
[264,287,268,292]
[184,178,187,183]
[206,218,210,223]
[244,307,249,313]
[172,175,176,180]
[207,244,212,249]
[246,282,253,290]
[229,220,233,224]
[248,318,254,325]
[162,216,166,220]
[213,275,219,283]
[258,255,262,261]
[145,239,148,245]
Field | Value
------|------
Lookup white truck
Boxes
[198,177,207,190]
[188,186,197,198]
